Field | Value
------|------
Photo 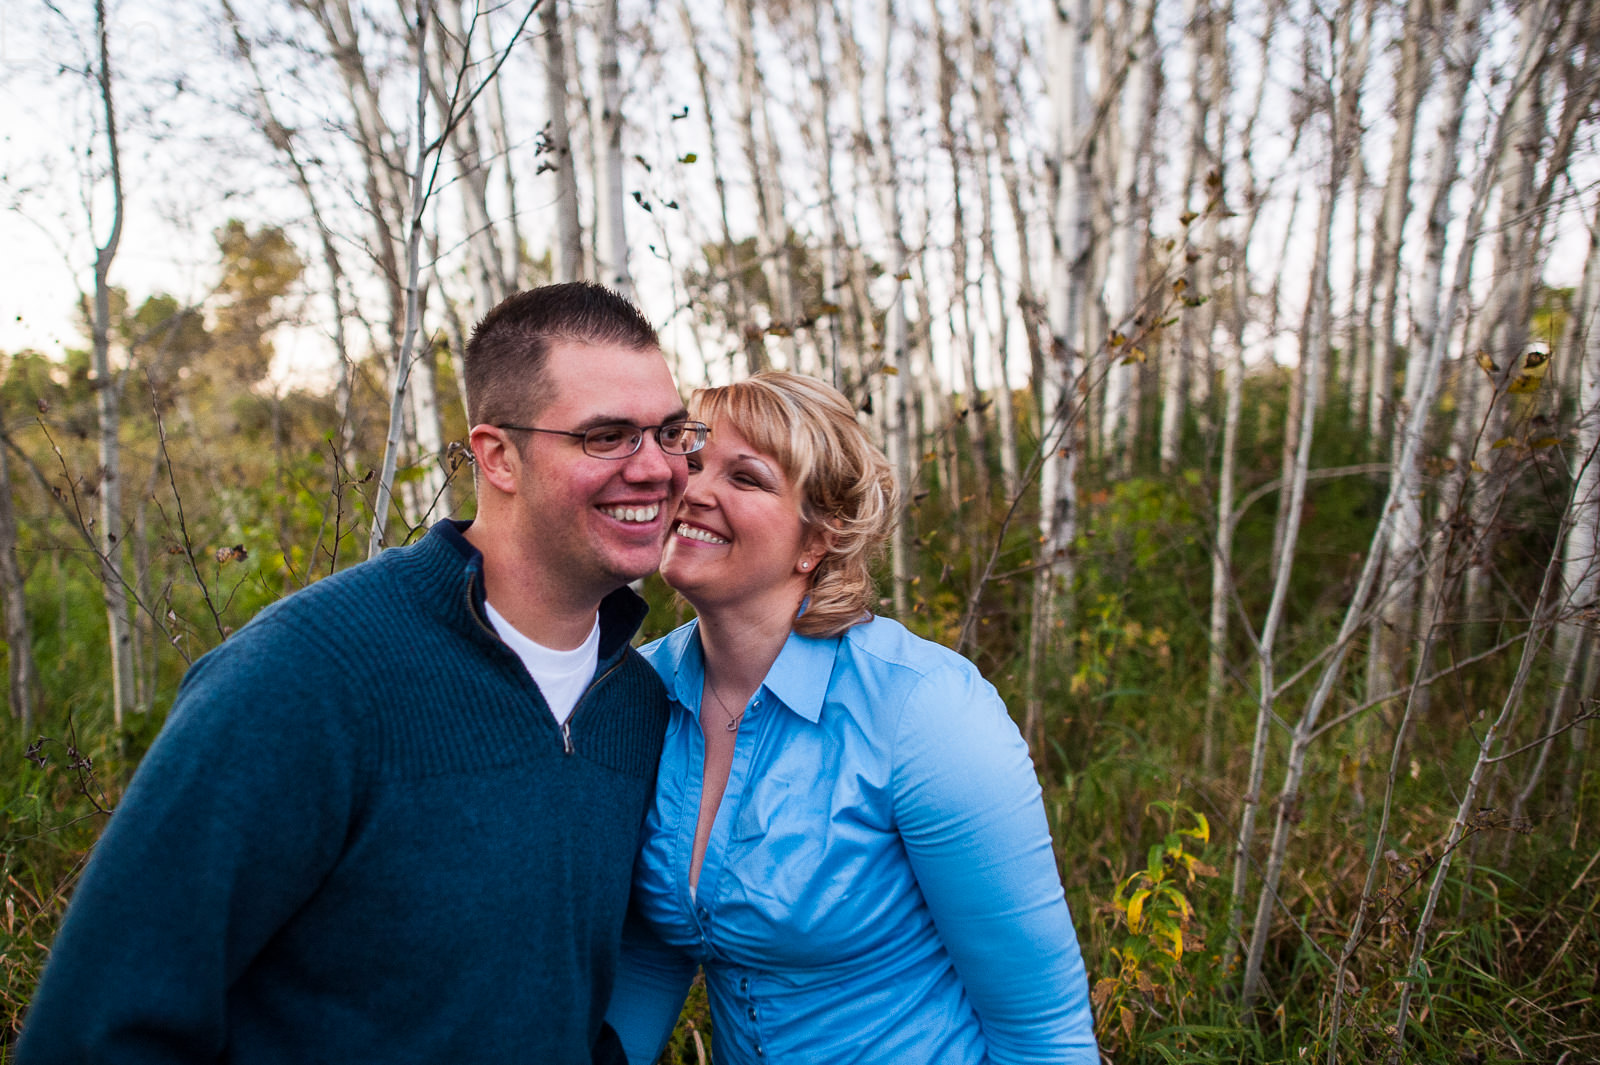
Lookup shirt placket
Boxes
[687,690,772,1059]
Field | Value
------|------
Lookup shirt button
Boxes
[747,1006,757,1020]
[754,1046,763,1057]
[739,977,749,992]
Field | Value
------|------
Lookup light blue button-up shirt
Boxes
[606,616,1097,1064]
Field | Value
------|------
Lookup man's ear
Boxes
[469,425,522,495]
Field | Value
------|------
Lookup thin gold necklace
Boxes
[703,679,745,732]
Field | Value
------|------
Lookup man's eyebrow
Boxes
[568,408,691,432]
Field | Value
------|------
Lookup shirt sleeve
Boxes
[606,904,700,1065]
[15,634,358,1065]
[891,662,1099,1065]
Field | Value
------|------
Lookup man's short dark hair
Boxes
[464,282,661,427]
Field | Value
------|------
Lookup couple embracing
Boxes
[20,283,1097,1064]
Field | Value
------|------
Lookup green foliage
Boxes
[1094,801,1219,1055]
[3,227,1596,1064]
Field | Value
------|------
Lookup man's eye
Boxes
[587,426,634,450]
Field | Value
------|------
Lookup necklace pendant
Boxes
[725,716,742,732]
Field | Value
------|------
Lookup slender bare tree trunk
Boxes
[1202,0,1273,778]
[1389,504,1571,1063]
[1229,230,1322,978]
[1365,0,1431,448]
[1524,191,1600,820]
[1028,0,1092,749]
[428,0,509,314]
[543,0,584,281]
[932,0,989,507]
[595,0,631,295]
[965,0,1019,499]
[1409,0,1490,707]
[1238,15,1545,997]
[865,0,914,616]
[370,0,435,556]
[91,0,135,724]
[1101,0,1156,475]
[0,421,39,731]
[732,0,800,368]
[678,0,766,376]
[802,0,846,386]
[1465,0,1558,631]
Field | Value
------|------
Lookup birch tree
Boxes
[1100,0,1157,475]
[89,0,137,725]
[595,0,632,295]
[1238,8,1552,997]
[0,416,40,730]
[1029,0,1093,745]
[543,0,584,281]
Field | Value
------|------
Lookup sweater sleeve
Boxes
[891,663,1099,1065]
[16,631,359,1065]
[605,904,699,1065]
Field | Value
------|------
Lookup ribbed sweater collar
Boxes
[397,520,649,662]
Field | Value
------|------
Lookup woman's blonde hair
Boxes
[689,372,899,638]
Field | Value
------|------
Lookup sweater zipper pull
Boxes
[560,719,574,756]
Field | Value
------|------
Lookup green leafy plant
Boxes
[1094,800,1217,1053]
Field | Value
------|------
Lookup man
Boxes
[18,283,700,1064]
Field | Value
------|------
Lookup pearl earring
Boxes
[800,561,811,571]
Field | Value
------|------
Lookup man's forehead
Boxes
[537,341,683,415]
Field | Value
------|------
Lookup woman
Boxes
[607,372,1097,1064]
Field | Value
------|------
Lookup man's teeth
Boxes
[677,523,729,545]
[603,504,659,523]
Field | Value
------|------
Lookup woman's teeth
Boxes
[676,523,729,544]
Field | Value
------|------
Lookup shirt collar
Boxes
[662,621,841,724]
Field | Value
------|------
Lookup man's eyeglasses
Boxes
[495,420,710,459]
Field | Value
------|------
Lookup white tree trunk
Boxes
[1101,0,1156,475]
[1028,0,1092,746]
[92,0,136,724]
[680,0,766,376]
[1237,12,1549,997]
[596,0,631,295]
[0,423,39,730]
[872,0,914,617]
[370,0,435,557]
[542,0,584,282]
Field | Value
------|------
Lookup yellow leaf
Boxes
[1491,437,1515,450]
[1126,888,1151,931]
[1470,460,1485,472]
[1160,921,1184,959]
[882,366,899,376]
[1120,1005,1135,1041]
[1474,351,1499,376]
[1507,374,1543,394]
[1530,437,1563,449]
[1110,331,1127,347]
[1172,277,1189,293]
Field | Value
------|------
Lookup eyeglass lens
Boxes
[583,421,705,457]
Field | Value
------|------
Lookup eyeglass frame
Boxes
[493,419,710,460]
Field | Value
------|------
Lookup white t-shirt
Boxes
[483,602,600,726]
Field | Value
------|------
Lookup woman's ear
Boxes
[798,520,838,575]
[469,425,522,495]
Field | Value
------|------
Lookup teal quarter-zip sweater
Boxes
[18,520,670,1065]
